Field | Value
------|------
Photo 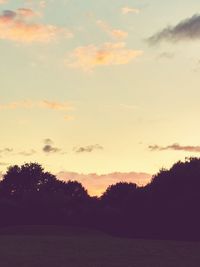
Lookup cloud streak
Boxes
[18,149,36,156]
[17,8,38,18]
[0,148,13,155]
[121,7,140,15]
[148,14,200,44]
[0,148,37,157]
[74,144,103,153]
[0,100,34,110]
[149,143,200,153]
[97,20,128,40]
[40,100,73,111]
[0,100,74,121]
[67,42,143,71]
[0,100,73,110]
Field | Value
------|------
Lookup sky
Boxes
[1,0,200,195]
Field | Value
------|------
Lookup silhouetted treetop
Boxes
[101,182,137,206]
[63,181,89,200]
[149,157,200,193]
[1,163,57,198]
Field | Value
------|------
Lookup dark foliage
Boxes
[1,158,200,240]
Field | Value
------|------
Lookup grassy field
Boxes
[0,226,199,267]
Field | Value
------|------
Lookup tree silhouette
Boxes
[101,182,137,207]
[0,158,200,240]
[1,163,57,199]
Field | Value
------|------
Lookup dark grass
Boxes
[0,226,199,267]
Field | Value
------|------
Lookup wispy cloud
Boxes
[0,147,37,157]
[0,8,73,43]
[44,138,53,145]
[0,100,74,121]
[18,149,36,156]
[67,42,143,71]
[0,148,13,155]
[0,100,34,110]
[149,143,200,153]
[43,139,62,154]
[17,8,39,18]
[158,52,174,59]
[0,100,73,110]
[148,14,200,45]
[74,144,103,153]
[121,7,140,15]
[97,20,128,40]
[40,100,73,111]
[43,145,61,153]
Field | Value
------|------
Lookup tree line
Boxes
[0,158,200,240]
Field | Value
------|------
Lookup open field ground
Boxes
[0,226,199,267]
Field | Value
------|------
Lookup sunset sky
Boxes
[1,0,200,195]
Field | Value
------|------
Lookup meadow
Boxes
[0,226,199,267]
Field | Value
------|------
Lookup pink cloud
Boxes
[67,42,143,71]
[0,100,74,121]
[40,100,73,111]
[57,171,152,196]
[0,100,34,110]
[97,20,128,40]
[121,7,140,15]
[17,8,38,18]
[0,0,7,4]
[0,8,73,43]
